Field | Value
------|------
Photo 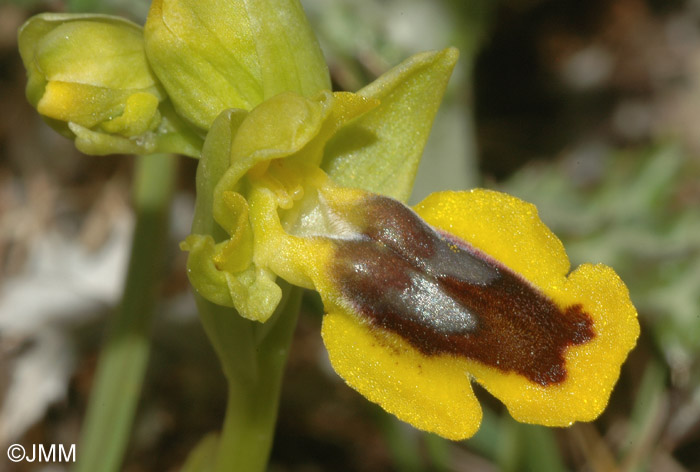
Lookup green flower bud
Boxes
[19,13,202,157]
[144,0,331,130]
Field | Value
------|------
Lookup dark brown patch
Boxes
[330,196,594,386]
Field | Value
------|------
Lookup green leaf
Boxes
[323,48,458,202]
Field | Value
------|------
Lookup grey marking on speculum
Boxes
[427,236,501,286]
[337,241,481,336]
[400,272,479,334]
[334,195,502,336]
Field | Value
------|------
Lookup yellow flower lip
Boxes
[321,188,639,439]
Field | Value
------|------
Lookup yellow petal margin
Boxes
[322,312,483,440]
[322,188,639,439]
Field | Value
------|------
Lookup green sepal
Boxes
[323,48,459,202]
[144,0,330,130]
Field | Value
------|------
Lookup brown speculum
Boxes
[330,195,595,386]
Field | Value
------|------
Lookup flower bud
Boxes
[144,0,331,130]
[19,14,202,157]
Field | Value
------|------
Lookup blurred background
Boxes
[2,0,700,470]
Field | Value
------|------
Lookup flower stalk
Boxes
[193,286,301,472]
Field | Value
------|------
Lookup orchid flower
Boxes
[181,87,639,439]
[18,0,639,446]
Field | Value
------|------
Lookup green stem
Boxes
[194,284,302,472]
[73,154,177,472]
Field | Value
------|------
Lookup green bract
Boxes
[144,0,331,129]
[18,13,202,157]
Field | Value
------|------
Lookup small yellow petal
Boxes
[100,92,161,136]
[37,81,126,127]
